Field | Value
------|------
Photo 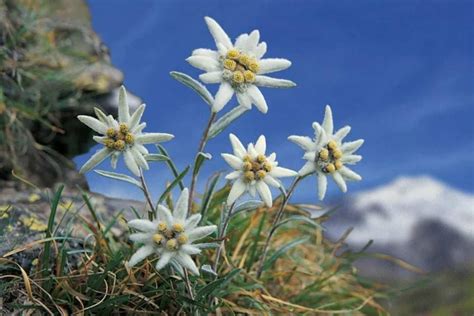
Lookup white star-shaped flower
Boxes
[187,16,296,113]
[77,86,174,177]
[289,105,364,200]
[222,134,297,207]
[127,188,216,275]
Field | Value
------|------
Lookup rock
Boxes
[0,0,141,189]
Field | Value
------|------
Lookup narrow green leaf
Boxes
[94,170,142,188]
[263,237,309,271]
[200,173,221,222]
[274,215,325,231]
[246,212,267,271]
[170,71,214,106]
[144,153,169,161]
[197,268,241,299]
[156,166,190,206]
[201,264,218,276]
[195,242,220,249]
[208,105,249,139]
[193,152,212,177]
[156,144,185,190]
[231,200,263,217]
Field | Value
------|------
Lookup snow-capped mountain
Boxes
[324,176,474,275]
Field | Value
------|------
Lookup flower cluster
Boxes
[127,188,216,275]
[78,86,174,176]
[188,17,296,113]
[77,16,364,277]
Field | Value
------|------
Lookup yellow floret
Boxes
[327,140,338,150]
[114,140,125,151]
[256,170,267,180]
[223,59,237,71]
[243,70,256,83]
[248,60,260,73]
[119,123,129,134]
[106,128,117,138]
[333,149,343,159]
[152,234,163,244]
[227,49,240,60]
[238,54,250,66]
[244,171,255,182]
[243,162,253,171]
[319,148,329,161]
[325,163,336,173]
[172,223,185,233]
[157,221,168,232]
[166,239,178,250]
[263,162,272,172]
[256,155,266,163]
[232,71,244,84]
[335,160,343,170]
[125,133,134,144]
[177,234,188,244]
[104,139,115,149]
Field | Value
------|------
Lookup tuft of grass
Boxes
[0,181,395,314]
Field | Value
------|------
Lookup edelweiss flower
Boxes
[187,16,296,113]
[289,105,364,200]
[77,86,174,177]
[127,188,216,275]
[222,134,297,207]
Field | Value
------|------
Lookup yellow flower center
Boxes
[166,239,178,250]
[152,234,164,244]
[224,49,259,86]
[157,222,168,232]
[177,234,188,244]
[318,140,344,173]
[242,155,272,183]
[172,223,184,233]
[153,222,190,251]
[103,123,134,151]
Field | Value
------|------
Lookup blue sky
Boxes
[76,0,474,202]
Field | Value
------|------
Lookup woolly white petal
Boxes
[254,42,267,59]
[271,166,298,178]
[267,153,276,162]
[213,82,234,113]
[174,188,189,222]
[187,225,217,242]
[128,219,155,232]
[124,150,140,176]
[136,133,174,144]
[79,147,111,173]
[199,71,222,84]
[225,171,242,180]
[288,135,315,151]
[94,107,108,123]
[229,133,246,158]
[263,175,280,188]
[227,178,246,205]
[110,152,119,169]
[192,48,219,58]
[235,33,249,50]
[221,153,242,170]
[131,147,149,170]
[155,251,173,270]
[339,166,362,181]
[298,161,316,176]
[157,205,174,225]
[129,232,153,243]
[341,139,364,154]
[333,126,351,142]
[77,115,108,134]
[128,104,146,130]
[93,136,107,144]
[332,172,348,192]
[135,144,149,155]
[258,58,292,74]
[180,244,202,255]
[204,16,233,49]
[132,122,146,134]
[236,92,252,109]
[341,154,362,164]
[245,30,260,52]
[249,184,257,197]
[256,181,272,207]
[322,105,334,135]
[255,76,296,88]
[186,55,220,72]
[185,214,202,230]
[128,245,154,267]
[175,252,199,275]
[303,151,316,161]
[317,172,328,200]
[247,143,258,159]
[118,86,130,123]
[255,135,266,155]
[247,85,268,113]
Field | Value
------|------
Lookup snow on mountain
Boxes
[332,175,474,245]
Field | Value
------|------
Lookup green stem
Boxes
[139,168,155,221]
[213,202,236,273]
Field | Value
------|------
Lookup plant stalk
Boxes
[213,202,236,273]
[187,111,217,216]
[256,176,303,278]
[139,168,155,221]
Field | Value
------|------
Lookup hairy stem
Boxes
[256,176,303,278]
[139,168,155,221]
[213,202,236,273]
[183,269,195,301]
[187,111,217,216]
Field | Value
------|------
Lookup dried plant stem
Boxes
[139,168,155,221]
[183,269,195,300]
[187,111,217,216]
[213,202,236,273]
[256,176,303,278]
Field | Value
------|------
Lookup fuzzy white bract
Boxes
[77,86,174,177]
[127,188,216,275]
[222,134,297,207]
[187,17,296,114]
[289,105,364,200]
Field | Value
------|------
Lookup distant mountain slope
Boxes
[325,176,474,275]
